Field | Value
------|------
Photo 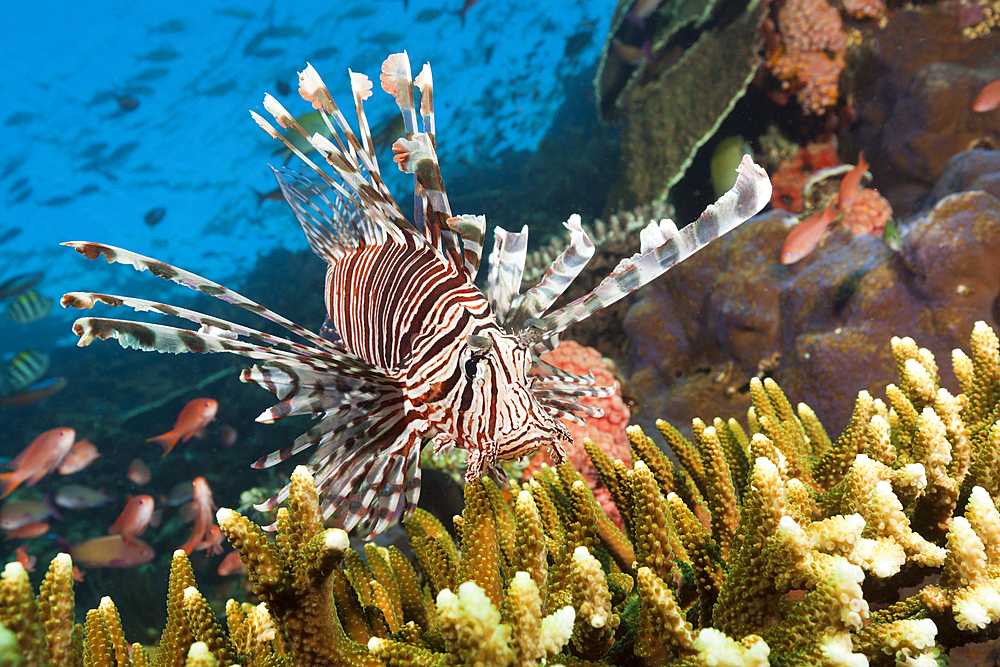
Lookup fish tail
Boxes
[251,188,266,208]
[178,528,203,555]
[147,431,181,456]
[0,472,22,500]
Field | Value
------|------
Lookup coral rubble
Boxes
[7,324,1000,664]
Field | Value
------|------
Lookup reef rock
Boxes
[625,167,1000,438]
[847,10,1000,217]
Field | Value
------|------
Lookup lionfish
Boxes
[61,53,771,538]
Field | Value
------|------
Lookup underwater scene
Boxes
[2,0,1000,665]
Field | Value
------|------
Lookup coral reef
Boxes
[847,10,1000,218]
[595,0,769,206]
[625,151,1000,439]
[525,340,632,525]
[769,140,840,213]
[8,324,1000,664]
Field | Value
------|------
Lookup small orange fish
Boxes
[0,427,76,499]
[70,535,154,568]
[973,79,1000,113]
[194,524,225,556]
[108,495,155,545]
[838,152,869,211]
[216,550,245,577]
[5,521,50,540]
[179,477,217,555]
[14,545,35,572]
[127,458,152,486]
[57,438,100,475]
[147,398,218,456]
[780,201,840,265]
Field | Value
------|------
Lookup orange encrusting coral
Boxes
[524,340,631,526]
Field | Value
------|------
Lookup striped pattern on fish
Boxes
[4,289,53,324]
[62,52,771,539]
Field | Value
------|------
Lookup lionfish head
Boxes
[456,328,570,481]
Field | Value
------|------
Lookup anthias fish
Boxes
[61,53,771,538]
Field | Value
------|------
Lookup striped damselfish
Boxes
[61,53,771,538]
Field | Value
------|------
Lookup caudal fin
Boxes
[0,472,23,500]
[147,432,181,457]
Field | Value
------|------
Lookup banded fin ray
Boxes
[61,242,339,355]
[381,54,487,279]
[487,225,529,323]
[252,77,413,245]
[67,317,387,385]
[505,213,595,333]
[271,167,389,258]
[61,291,321,359]
[538,155,771,339]
[253,401,421,540]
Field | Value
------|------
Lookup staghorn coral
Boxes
[9,323,1000,664]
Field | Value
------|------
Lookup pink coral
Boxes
[842,188,893,235]
[770,139,841,212]
[777,0,847,52]
[523,340,630,525]
[842,0,887,19]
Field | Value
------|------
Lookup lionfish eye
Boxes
[464,358,478,378]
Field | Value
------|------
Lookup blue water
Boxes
[0,0,617,610]
[1,0,614,351]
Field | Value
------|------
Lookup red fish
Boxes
[838,152,869,211]
[126,458,152,486]
[179,477,217,555]
[194,524,224,556]
[57,438,100,475]
[14,545,35,572]
[217,550,245,576]
[0,428,76,499]
[147,398,218,456]
[973,79,1000,112]
[780,201,840,265]
[108,495,155,545]
[5,521,50,540]
[70,535,154,568]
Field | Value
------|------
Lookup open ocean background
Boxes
[0,0,615,353]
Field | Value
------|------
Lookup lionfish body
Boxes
[62,53,771,538]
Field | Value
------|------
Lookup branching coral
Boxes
[7,323,1000,665]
